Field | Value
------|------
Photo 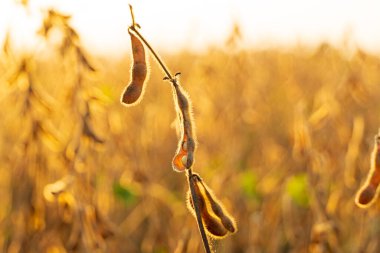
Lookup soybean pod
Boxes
[187,174,237,238]
[356,133,380,208]
[121,30,148,106]
[172,82,196,172]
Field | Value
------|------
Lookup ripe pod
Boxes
[172,84,196,172]
[172,135,195,172]
[121,30,147,106]
[187,174,237,238]
[200,180,237,233]
[355,134,380,208]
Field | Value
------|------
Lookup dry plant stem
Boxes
[129,5,210,252]
[129,4,136,27]
[187,169,212,253]
[129,26,173,82]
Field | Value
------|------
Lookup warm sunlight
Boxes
[3,1,380,253]
[1,0,380,55]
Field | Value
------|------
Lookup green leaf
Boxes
[113,182,137,206]
[240,170,260,201]
[286,173,309,207]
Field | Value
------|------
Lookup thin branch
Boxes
[187,169,212,253]
[129,4,136,27]
[130,27,174,82]
[128,6,174,82]
[128,5,210,253]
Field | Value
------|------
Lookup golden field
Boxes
[1,10,380,253]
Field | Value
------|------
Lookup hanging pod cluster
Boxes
[120,27,195,173]
[120,5,237,253]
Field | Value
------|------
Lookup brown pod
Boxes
[172,148,188,172]
[187,174,236,239]
[174,85,194,144]
[356,185,376,206]
[186,189,228,238]
[202,211,229,238]
[121,31,147,106]
[199,179,237,233]
[174,84,190,113]
[355,134,380,208]
[172,84,196,172]
[172,134,195,172]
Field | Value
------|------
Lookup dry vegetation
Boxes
[1,6,380,253]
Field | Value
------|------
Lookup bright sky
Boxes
[1,0,380,56]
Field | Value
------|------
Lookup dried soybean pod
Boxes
[174,83,195,151]
[202,212,229,238]
[187,174,229,238]
[355,133,380,208]
[172,144,188,172]
[172,134,196,172]
[121,30,147,106]
[199,180,237,233]
[187,187,228,238]
[172,82,196,172]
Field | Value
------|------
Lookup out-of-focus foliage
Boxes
[286,173,310,208]
[2,8,380,253]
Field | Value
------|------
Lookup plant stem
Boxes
[128,5,210,252]
[187,169,212,253]
[129,4,136,27]
[130,27,174,82]
[128,5,174,83]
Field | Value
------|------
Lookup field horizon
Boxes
[1,13,380,252]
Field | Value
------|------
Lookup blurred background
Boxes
[1,0,380,252]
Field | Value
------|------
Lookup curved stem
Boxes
[187,169,212,253]
[129,4,179,87]
[128,4,208,252]
[130,27,174,82]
